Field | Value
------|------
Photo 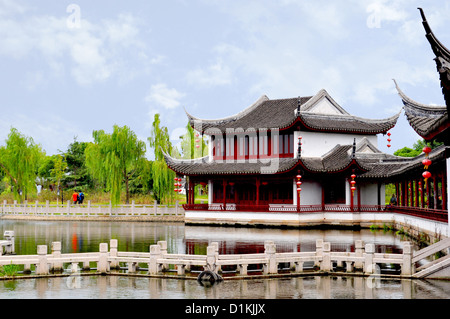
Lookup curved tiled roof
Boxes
[164,139,449,180]
[187,89,400,135]
[394,79,449,140]
[358,145,448,179]
[419,8,450,109]
[164,141,376,177]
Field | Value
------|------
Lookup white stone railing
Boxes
[0,238,419,278]
[0,200,184,217]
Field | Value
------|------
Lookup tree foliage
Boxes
[148,113,176,204]
[180,122,208,159]
[64,138,93,190]
[85,125,146,205]
[0,127,44,202]
[394,139,443,157]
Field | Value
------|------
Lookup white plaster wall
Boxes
[360,183,385,205]
[185,211,448,239]
[208,180,213,204]
[299,131,378,157]
[300,180,322,205]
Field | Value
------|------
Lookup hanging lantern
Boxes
[350,174,356,196]
[422,146,432,155]
[422,158,432,169]
[422,171,431,179]
[386,132,392,148]
[296,174,302,193]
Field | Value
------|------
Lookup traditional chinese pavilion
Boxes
[164,8,449,230]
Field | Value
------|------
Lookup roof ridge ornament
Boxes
[351,138,356,159]
[297,96,301,116]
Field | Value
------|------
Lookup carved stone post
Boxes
[98,243,109,274]
[51,242,63,272]
[402,241,414,276]
[36,245,49,275]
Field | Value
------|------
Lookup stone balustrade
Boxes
[0,238,423,278]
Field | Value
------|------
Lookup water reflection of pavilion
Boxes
[184,226,406,255]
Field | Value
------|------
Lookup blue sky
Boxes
[0,0,449,158]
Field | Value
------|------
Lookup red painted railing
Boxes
[182,204,448,223]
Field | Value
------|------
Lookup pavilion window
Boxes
[259,133,268,157]
[272,133,279,156]
[324,179,346,204]
[275,132,294,158]
[225,135,234,160]
[213,134,225,160]
[249,134,258,159]
[272,181,293,204]
[238,135,245,159]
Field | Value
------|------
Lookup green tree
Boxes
[394,139,443,157]
[64,138,93,191]
[85,125,146,205]
[52,154,67,201]
[148,113,176,204]
[180,122,208,159]
[0,127,44,202]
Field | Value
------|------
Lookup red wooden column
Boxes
[222,179,227,210]
[409,181,414,207]
[188,180,194,206]
[349,179,354,211]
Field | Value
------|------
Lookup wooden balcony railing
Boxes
[182,204,448,223]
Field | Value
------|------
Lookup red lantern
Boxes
[387,144,391,148]
[422,171,431,179]
[422,146,432,154]
[351,174,356,179]
[297,188,301,192]
[296,181,302,186]
[387,132,391,137]
[422,158,432,169]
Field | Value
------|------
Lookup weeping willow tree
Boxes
[0,127,44,202]
[180,122,208,159]
[85,125,146,205]
[148,113,176,204]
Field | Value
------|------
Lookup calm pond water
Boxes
[0,220,449,300]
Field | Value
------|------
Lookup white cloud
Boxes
[186,59,233,88]
[0,4,152,86]
[145,83,185,110]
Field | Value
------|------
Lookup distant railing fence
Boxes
[1,200,184,217]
